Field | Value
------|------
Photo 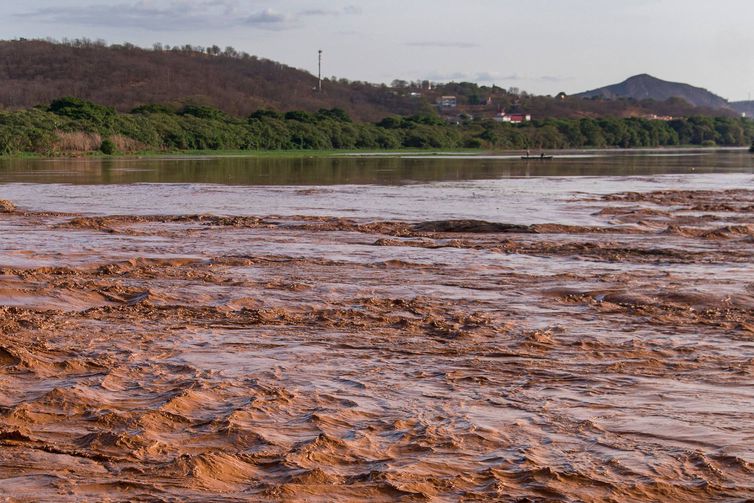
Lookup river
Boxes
[1,150,753,501]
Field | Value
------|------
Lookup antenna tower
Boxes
[318,50,323,92]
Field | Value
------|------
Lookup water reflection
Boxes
[0,150,752,185]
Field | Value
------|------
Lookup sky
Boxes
[2,0,753,101]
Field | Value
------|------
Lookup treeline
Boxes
[0,97,752,155]
[43,36,260,60]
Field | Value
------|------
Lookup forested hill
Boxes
[0,39,742,121]
[575,74,731,110]
[0,39,420,121]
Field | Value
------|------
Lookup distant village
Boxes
[432,93,532,124]
[432,92,679,123]
[432,93,677,124]
[440,93,532,122]
[390,79,537,124]
[391,78,683,125]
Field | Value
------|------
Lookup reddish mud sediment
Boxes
[1,189,753,502]
[0,199,16,213]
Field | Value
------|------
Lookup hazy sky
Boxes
[3,0,753,100]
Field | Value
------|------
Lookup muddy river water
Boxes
[1,151,753,501]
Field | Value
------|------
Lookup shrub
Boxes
[249,109,283,121]
[48,97,116,131]
[100,138,116,155]
[284,110,316,123]
[55,131,102,152]
[111,134,145,153]
[463,137,483,148]
[132,103,179,115]
[377,116,403,129]
[178,104,232,122]
[317,108,351,122]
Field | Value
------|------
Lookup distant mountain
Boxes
[575,74,731,110]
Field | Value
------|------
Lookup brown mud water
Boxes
[1,177,754,501]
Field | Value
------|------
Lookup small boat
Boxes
[521,154,553,160]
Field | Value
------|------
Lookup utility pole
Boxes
[318,50,323,92]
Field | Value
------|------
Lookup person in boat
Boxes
[540,153,545,159]
[526,149,531,157]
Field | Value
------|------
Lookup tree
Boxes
[249,109,283,121]
[48,97,116,131]
[317,108,351,122]
[100,138,116,154]
[284,110,316,123]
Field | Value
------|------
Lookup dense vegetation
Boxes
[1,97,752,156]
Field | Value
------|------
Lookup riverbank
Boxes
[1,145,750,162]
[2,97,752,157]
[0,147,481,160]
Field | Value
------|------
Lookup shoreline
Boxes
[0,145,750,162]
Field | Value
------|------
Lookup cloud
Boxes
[475,72,506,82]
[244,9,291,30]
[300,8,341,16]
[424,71,470,81]
[421,70,569,86]
[22,0,243,30]
[425,71,514,83]
[539,75,570,83]
[406,41,480,49]
[299,6,363,17]
[199,0,242,15]
[22,1,361,31]
[21,0,301,31]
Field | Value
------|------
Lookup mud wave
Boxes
[1,189,754,501]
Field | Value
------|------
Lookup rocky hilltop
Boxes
[575,74,731,110]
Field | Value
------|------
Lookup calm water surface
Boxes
[1,150,752,221]
[0,149,752,186]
